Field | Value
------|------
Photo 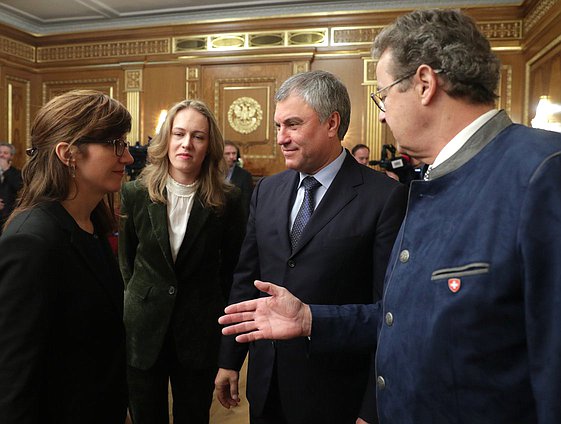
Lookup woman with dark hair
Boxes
[0,89,134,423]
[119,99,245,424]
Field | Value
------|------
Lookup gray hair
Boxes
[372,9,500,105]
[0,142,16,156]
[275,70,351,140]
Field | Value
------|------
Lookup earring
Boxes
[68,159,76,178]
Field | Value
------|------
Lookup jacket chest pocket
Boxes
[431,262,490,281]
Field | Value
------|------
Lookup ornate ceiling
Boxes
[0,0,522,35]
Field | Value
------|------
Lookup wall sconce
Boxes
[531,96,561,133]
[155,110,168,135]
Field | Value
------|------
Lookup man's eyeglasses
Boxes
[370,72,416,113]
[78,137,130,157]
[370,69,445,113]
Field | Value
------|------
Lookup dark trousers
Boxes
[127,332,215,424]
[249,359,287,424]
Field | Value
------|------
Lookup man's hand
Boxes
[219,280,312,343]
[0,199,4,211]
[214,368,240,409]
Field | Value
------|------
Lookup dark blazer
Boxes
[0,166,23,231]
[0,202,127,424]
[219,151,407,423]
[229,165,253,220]
[119,180,245,370]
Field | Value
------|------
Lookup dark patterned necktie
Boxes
[290,176,321,250]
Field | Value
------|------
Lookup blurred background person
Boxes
[119,99,246,424]
[224,140,253,220]
[0,142,23,234]
[351,143,370,166]
[0,90,133,423]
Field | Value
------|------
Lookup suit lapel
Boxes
[291,153,361,256]
[147,201,175,269]
[275,171,300,254]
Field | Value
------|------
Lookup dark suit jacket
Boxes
[0,166,23,230]
[219,151,407,423]
[0,202,127,424]
[229,165,253,220]
[119,180,245,370]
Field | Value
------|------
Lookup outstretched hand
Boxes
[219,280,311,343]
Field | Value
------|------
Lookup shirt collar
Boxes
[297,148,346,190]
[431,109,499,169]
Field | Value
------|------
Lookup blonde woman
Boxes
[119,100,245,424]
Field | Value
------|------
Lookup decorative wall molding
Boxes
[524,0,557,32]
[0,35,35,62]
[478,21,522,40]
[37,39,170,63]
[42,78,119,104]
[497,64,513,115]
[214,78,275,158]
[0,18,526,66]
[185,66,200,100]
[332,26,384,46]
[124,69,142,143]
[174,28,327,53]
[292,61,310,75]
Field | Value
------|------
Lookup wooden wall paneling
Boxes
[41,70,122,104]
[201,62,293,177]
[142,66,187,143]
[526,40,561,125]
[5,74,31,169]
[311,56,367,154]
[523,0,561,126]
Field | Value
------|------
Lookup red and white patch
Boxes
[448,278,461,293]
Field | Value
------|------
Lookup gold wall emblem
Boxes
[228,97,263,134]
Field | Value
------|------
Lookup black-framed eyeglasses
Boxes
[370,69,445,113]
[370,71,416,113]
[78,137,130,157]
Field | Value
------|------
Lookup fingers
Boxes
[235,331,264,343]
[221,320,259,336]
[223,299,259,315]
[219,311,255,325]
[214,369,240,409]
[254,279,281,295]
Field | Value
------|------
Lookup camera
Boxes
[126,141,148,180]
[368,144,408,172]
[369,144,425,185]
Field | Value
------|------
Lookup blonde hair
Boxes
[138,99,232,211]
[7,90,131,234]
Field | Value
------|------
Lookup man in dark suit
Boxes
[215,70,407,424]
[0,142,23,234]
[224,140,253,220]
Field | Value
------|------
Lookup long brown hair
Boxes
[138,99,232,211]
[6,90,131,235]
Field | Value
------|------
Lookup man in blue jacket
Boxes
[219,9,561,424]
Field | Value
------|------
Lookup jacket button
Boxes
[168,286,176,295]
[399,249,410,263]
[385,312,394,326]
[376,376,386,390]
[287,260,295,268]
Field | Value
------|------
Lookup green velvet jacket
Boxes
[119,179,245,370]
